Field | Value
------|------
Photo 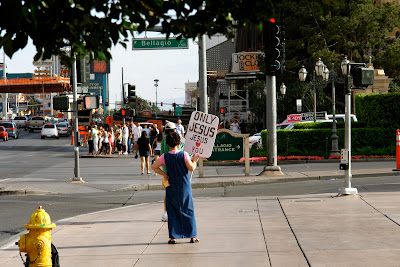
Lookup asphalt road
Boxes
[1,129,399,247]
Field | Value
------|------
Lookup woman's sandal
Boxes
[168,239,177,244]
[190,238,200,243]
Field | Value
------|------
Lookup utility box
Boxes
[353,67,374,88]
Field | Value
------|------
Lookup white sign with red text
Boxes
[184,111,219,158]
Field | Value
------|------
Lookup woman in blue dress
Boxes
[151,132,200,244]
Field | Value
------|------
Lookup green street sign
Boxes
[207,131,243,161]
[132,38,189,50]
[175,106,182,116]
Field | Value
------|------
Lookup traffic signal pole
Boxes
[259,18,283,176]
[259,75,282,175]
[71,56,84,182]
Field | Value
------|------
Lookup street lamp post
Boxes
[154,79,159,117]
[299,58,326,122]
[322,63,340,157]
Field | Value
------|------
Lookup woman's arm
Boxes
[151,158,168,179]
[185,154,199,172]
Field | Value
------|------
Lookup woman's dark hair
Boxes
[156,131,164,142]
[140,131,147,139]
[166,132,180,147]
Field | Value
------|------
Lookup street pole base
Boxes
[71,177,86,183]
[338,187,358,195]
[329,151,340,158]
[258,166,284,176]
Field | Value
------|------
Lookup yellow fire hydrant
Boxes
[16,206,56,267]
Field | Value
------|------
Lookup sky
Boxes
[3,31,199,111]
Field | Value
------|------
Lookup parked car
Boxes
[55,122,72,136]
[0,121,19,139]
[0,126,8,141]
[13,116,29,130]
[41,124,59,139]
[249,132,262,149]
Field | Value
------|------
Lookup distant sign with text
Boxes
[132,38,189,50]
[232,52,264,73]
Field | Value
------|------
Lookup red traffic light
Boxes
[160,102,163,106]
[270,18,276,23]
[220,108,225,114]
[121,109,126,116]
[149,101,152,105]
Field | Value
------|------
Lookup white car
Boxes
[249,132,262,149]
[41,124,59,139]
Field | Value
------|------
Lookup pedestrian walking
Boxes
[122,123,129,155]
[151,132,199,244]
[115,125,123,155]
[102,128,109,155]
[132,122,142,158]
[87,126,93,155]
[92,125,99,155]
[152,131,164,174]
[138,131,152,174]
[150,124,159,156]
[231,119,239,133]
[176,119,185,137]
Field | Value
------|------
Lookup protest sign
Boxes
[184,111,219,158]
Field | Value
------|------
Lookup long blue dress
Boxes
[164,151,197,239]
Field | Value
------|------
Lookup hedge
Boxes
[355,93,400,128]
[259,127,396,157]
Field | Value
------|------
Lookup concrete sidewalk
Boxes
[2,189,400,266]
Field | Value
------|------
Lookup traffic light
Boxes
[220,107,225,114]
[265,18,281,74]
[105,101,109,107]
[84,95,99,109]
[121,109,126,117]
[137,100,141,107]
[128,84,136,103]
[160,102,163,106]
[149,101,152,106]
[172,102,176,108]
[53,96,69,110]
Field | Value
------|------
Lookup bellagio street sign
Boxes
[132,38,189,50]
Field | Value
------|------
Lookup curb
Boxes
[113,171,400,192]
[3,171,399,196]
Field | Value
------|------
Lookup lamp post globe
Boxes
[280,83,286,95]
[298,66,308,82]
[315,58,325,77]
[322,67,330,81]
[341,56,350,75]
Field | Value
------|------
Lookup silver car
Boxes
[13,116,29,130]
[55,123,72,137]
